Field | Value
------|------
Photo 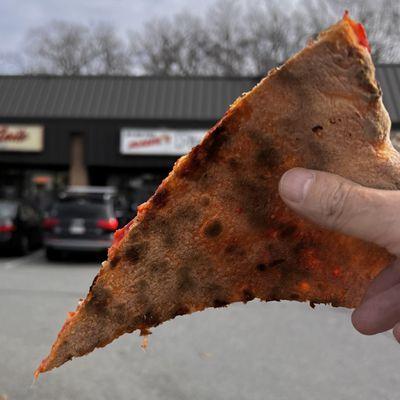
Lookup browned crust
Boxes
[35,16,400,377]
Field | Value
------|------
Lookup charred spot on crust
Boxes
[267,259,285,268]
[141,309,161,327]
[178,145,202,178]
[228,157,240,170]
[293,239,319,258]
[356,67,380,98]
[255,137,280,169]
[331,298,340,307]
[177,266,195,291]
[172,305,190,318]
[269,286,281,301]
[257,263,267,272]
[87,285,111,313]
[177,125,228,179]
[310,301,316,309]
[149,217,176,247]
[242,289,255,303]
[123,242,148,263]
[152,187,169,208]
[225,244,237,253]
[204,220,223,238]
[89,274,99,292]
[200,195,211,207]
[213,299,229,308]
[203,125,229,161]
[311,125,323,136]
[109,253,121,269]
[236,178,270,229]
[280,224,297,238]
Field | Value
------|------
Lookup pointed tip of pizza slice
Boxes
[35,14,400,376]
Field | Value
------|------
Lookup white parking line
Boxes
[0,250,43,270]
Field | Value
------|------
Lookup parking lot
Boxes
[0,251,399,400]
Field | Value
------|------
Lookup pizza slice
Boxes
[36,13,400,376]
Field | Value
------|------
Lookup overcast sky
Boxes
[0,0,216,53]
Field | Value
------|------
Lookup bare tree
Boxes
[3,0,399,76]
[132,0,400,76]
[131,12,208,75]
[201,0,249,76]
[297,0,400,63]
[91,23,132,75]
[22,21,131,75]
[23,21,95,75]
[243,0,295,75]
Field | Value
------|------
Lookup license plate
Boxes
[69,219,85,235]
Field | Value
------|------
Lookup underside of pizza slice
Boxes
[36,13,400,376]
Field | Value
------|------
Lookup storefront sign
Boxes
[0,124,44,152]
[120,128,205,156]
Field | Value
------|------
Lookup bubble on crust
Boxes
[204,220,223,238]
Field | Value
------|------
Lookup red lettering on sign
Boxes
[0,126,28,142]
[128,135,170,149]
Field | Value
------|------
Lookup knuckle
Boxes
[319,181,355,229]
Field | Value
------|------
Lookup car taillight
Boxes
[97,218,118,232]
[0,223,15,232]
[43,217,59,230]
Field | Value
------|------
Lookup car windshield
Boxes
[0,200,18,218]
[53,198,109,219]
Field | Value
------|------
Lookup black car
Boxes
[0,199,43,255]
[43,188,127,260]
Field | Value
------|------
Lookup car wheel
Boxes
[45,247,61,261]
[15,235,29,256]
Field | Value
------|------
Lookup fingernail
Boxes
[279,168,314,203]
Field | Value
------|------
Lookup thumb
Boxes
[279,168,400,256]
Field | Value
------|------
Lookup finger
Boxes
[279,168,400,256]
[362,260,400,302]
[352,282,400,335]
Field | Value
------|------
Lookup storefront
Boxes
[0,75,257,205]
[0,70,400,205]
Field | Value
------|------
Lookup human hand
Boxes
[279,167,400,341]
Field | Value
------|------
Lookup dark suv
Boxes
[43,187,127,260]
[0,199,43,255]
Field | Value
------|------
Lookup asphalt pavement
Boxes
[1,250,400,400]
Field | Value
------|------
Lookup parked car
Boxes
[0,199,43,255]
[43,187,128,260]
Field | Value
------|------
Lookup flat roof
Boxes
[0,67,399,123]
[0,75,257,121]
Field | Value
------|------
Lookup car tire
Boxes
[45,247,61,261]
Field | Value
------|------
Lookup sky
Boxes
[0,0,216,53]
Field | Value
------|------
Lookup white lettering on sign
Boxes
[0,125,44,152]
[120,128,205,156]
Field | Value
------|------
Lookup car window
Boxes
[53,198,110,219]
[0,201,18,218]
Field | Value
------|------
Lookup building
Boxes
[0,75,257,200]
[0,68,400,199]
